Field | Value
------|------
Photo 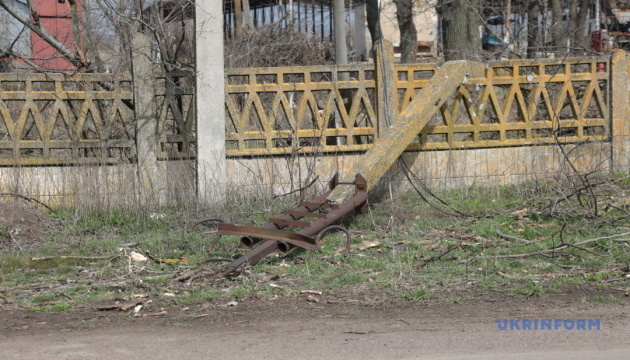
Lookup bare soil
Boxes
[1,202,629,358]
[1,287,629,359]
[0,202,60,252]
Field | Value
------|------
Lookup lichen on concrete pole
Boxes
[195,0,226,204]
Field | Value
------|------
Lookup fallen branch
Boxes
[470,231,630,261]
[0,193,54,212]
[31,255,112,261]
[273,176,319,199]
[419,244,463,267]
[496,230,534,244]
[8,231,23,252]
[563,243,603,256]
[572,232,630,246]
[197,257,234,265]
[96,299,144,311]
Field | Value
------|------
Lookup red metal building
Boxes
[30,0,83,71]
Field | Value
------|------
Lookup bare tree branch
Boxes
[0,0,88,69]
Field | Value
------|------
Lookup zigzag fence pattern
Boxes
[0,56,615,166]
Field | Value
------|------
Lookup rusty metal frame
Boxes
[207,173,368,275]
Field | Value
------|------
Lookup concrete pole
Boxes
[375,40,397,134]
[195,0,226,204]
[353,2,367,61]
[333,0,348,145]
[131,33,162,205]
[610,50,630,173]
[333,0,348,66]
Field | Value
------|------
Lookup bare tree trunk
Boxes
[438,0,481,61]
[0,0,86,68]
[574,0,592,53]
[235,0,243,36]
[82,0,104,71]
[550,0,565,55]
[394,0,417,63]
[242,0,254,30]
[527,0,541,58]
[366,0,381,46]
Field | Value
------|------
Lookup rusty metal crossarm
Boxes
[239,177,338,247]
[218,224,317,246]
[268,218,312,228]
[219,174,368,274]
[283,210,327,218]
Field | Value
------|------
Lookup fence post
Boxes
[375,40,397,137]
[610,50,630,173]
[131,33,161,204]
[195,1,226,204]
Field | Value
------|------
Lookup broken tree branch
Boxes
[0,193,54,212]
[273,176,319,199]
[496,230,534,244]
[419,244,463,267]
[31,255,113,261]
[469,231,630,261]
[8,231,23,252]
[0,0,87,69]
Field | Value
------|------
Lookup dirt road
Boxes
[1,291,628,359]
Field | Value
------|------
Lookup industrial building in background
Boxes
[0,0,83,71]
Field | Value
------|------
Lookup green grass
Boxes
[27,302,73,312]
[2,174,629,310]
[579,294,622,303]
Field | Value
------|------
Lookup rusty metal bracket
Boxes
[187,218,225,252]
[199,173,368,276]
[316,225,352,257]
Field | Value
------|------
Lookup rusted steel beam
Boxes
[328,61,486,204]
[283,210,327,218]
[268,218,311,228]
[238,174,339,248]
[220,240,278,277]
[218,174,367,274]
[218,224,317,245]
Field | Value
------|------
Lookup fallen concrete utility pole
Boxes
[190,60,485,275]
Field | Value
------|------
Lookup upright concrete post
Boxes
[333,0,349,145]
[333,0,348,66]
[375,40,397,137]
[131,33,162,204]
[610,50,630,173]
[352,3,367,61]
[195,0,226,204]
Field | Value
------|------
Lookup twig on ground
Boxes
[197,257,234,265]
[31,255,112,261]
[8,231,23,252]
[419,244,463,267]
[563,243,604,256]
[496,230,534,244]
[469,231,630,261]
